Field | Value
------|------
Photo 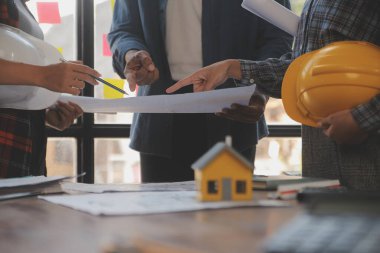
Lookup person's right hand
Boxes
[166,59,241,93]
[216,92,268,124]
[39,61,101,95]
[124,50,159,92]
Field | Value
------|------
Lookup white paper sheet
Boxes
[241,0,300,36]
[61,181,196,194]
[58,85,256,113]
[40,191,289,216]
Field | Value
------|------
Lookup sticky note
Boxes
[103,34,112,57]
[103,78,125,99]
[110,0,115,10]
[36,2,61,24]
[57,47,63,54]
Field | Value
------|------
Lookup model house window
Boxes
[207,180,218,194]
[236,181,247,194]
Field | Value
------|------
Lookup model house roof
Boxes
[192,142,253,171]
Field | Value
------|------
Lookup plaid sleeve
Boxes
[351,94,380,133]
[238,52,293,98]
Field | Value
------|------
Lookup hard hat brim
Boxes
[282,52,319,127]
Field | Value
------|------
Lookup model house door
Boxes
[222,178,232,200]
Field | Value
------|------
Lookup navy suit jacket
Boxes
[108,0,292,157]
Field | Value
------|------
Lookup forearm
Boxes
[236,52,293,98]
[108,0,147,78]
[0,59,45,86]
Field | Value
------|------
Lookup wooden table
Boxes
[0,192,301,253]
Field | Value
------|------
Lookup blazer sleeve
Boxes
[254,0,293,61]
[107,0,149,78]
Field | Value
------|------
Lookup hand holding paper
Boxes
[216,92,267,124]
[124,50,159,91]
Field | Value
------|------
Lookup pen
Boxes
[59,58,128,95]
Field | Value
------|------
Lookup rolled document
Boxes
[241,0,300,36]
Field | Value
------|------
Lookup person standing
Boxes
[167,0,380,190]
[108,0,292,182]
[0,0,100,178]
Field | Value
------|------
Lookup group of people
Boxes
[1,0,379,191]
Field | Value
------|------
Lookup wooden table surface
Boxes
[0,192,301,253]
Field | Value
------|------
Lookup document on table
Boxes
[241,0,300,36]
[39,191,289,216]
[58,85,256,113]
[0,176,67,188]
[61,181,196,194]
[0,175,76,200]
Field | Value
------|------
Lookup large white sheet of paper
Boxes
[58,85,256,113]
[241,0,300,36]
[40,191,289,216]
[62,181,196,194]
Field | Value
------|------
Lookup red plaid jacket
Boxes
[0,0,46,178]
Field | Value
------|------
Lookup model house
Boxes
[192,142,253,202]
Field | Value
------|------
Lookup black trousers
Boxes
[140,114,255,183]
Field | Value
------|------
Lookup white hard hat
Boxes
[0,24,61,110]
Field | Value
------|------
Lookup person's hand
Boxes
[39,61,101,95]
[45,101,83,131]
[215,92,267,124]
[124,50,159,92]
[166,59,241,93]
[318,109,368,145]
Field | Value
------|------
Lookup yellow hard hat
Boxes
[282,41,380,127]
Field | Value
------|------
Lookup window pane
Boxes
[236,181,247,194]
[290,0,306,15]
[255,137,302,176]
[94,139,140,184]
[264,98,299,125]
[207,180,218,194]
[94,0,135,124]
[26,0,77,61]
[46,138,77,177]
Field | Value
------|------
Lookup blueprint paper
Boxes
[40,191,289,216]
[58,85,256,113]
[61,181,196,194]
[241,0,300,36]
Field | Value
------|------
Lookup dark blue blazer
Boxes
[108,0,292,157]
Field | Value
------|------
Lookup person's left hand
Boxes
[318,109,368,145]
[45,101,83,131]
[215,92,267,124]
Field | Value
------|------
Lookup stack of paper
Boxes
[0,175,75,201]
[253,175,339,191]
